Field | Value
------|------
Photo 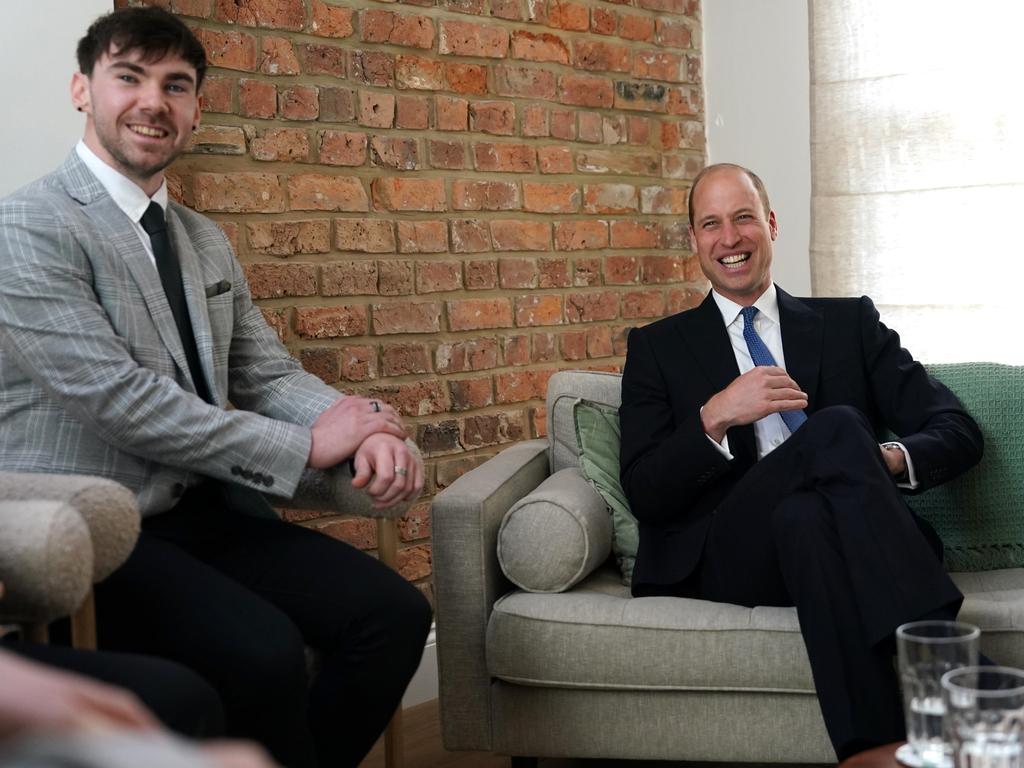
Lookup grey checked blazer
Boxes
[0,151,340,516]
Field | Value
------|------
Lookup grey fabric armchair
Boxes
[0,443,419,768]
[0,472,139,648]
[433,367,1024,765]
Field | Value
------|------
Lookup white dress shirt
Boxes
[711,285,791,459]
[702,286,918,487]
[76,140,167,268]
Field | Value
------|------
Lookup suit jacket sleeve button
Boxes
[230,466,241,476]
[264,476,274,487]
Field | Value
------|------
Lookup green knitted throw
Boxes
[907,363,1024,572]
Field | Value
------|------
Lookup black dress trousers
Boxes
[691,405,962,759]
[93,483,433,768]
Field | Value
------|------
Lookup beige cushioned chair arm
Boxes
[0,473,138,582]
[432,438,550,751]
[287,439,422,519]
[0,500,93,624]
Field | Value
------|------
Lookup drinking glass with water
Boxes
[897,620,981,767]
[942,666,1024,768]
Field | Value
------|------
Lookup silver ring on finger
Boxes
[394,466,408,477]
[370,400,381,412]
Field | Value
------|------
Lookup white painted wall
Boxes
[702,0,813,296]
[0,1,110,198]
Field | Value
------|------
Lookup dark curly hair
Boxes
[77,6,207,89]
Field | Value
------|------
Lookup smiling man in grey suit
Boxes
[0,8,431,767]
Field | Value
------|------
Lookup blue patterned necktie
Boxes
[740,306,807,433]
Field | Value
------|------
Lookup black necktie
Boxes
[140,202,212,402]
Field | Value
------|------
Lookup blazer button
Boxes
[264,476,274,487]
[231,466,242,476]
[171,482,185,497]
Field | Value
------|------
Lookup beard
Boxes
[92,112,185,184]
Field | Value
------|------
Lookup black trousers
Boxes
[93,484,433,768]
[2,638,224,737]
[691,406,962,760]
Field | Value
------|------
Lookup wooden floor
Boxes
[360,700,819,768]
[360,700,508,768]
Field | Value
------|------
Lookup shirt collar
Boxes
[711,283,780,328]
[75,140,168,223]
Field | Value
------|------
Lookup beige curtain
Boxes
[809,0,1024,363]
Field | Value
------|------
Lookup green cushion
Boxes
[573,399,638,584]
[907,363,1024,572]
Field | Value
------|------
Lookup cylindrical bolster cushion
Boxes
[0,473,138,582]
[0,500,94,623]
[497,466,612,593]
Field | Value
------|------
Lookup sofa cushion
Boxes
[489,565,815,692]
[907,363,1024,571]
[546,370,622,474]
[574,399,638,584]
[487,566,1024,693]
[497,467,611,593]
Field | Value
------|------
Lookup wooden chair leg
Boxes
[25,622,48,644]
[70,589,97,650]
[384,705,403,768]
[377,517,403,768]
[18,589,95,648]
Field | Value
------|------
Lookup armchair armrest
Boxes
[432,439,550,751]
[0,473,138,582]
[0,499,93,624]
[286,439,422,520]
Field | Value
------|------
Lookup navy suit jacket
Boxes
[619,287,983,596]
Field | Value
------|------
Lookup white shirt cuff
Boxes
[701,407,734,459]
[883,441,919,489]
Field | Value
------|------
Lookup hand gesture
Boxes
[701,366,808,442]
[0,649,159,739]
[351,433,424,509]
[308,396,408,470]
[201,741,281,768]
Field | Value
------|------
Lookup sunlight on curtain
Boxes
[809,0,1024,363]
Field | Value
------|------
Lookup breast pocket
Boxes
[205,291,235,363]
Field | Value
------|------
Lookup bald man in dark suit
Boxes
[619,163,983,759]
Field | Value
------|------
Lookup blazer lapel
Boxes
[777,286,824,412]
[675,293,758,464]
[166,207,217,404]
[675,293,739,393]
[60,152,199,393]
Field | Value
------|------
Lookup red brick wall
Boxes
[119,0,706,599]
